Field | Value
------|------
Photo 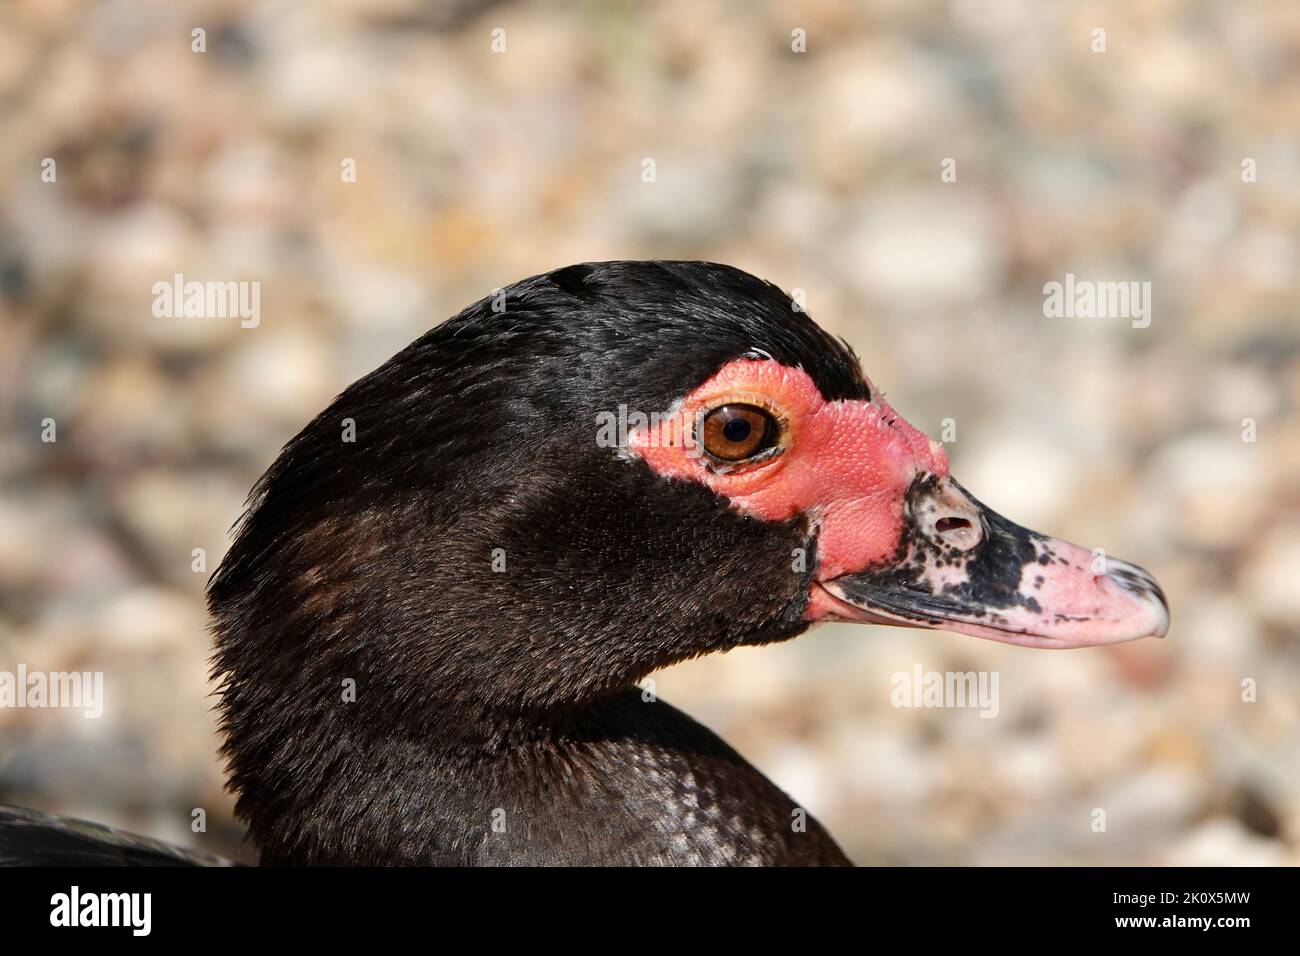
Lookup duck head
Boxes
[209,261,1167,848]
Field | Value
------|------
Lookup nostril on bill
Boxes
[933,515,979,550]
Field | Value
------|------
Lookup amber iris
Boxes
[700,404,779,461]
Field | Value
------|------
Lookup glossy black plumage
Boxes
[208,261,862,865]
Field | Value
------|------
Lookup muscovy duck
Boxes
[1,261,1167,866]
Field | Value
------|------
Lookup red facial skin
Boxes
[629,357,943,592]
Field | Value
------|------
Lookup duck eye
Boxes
[700,404,779,462]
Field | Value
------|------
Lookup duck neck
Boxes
[247,685,847,866]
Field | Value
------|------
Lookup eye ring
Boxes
[698,403,782,465]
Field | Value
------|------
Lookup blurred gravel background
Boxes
[1,0,1297,865]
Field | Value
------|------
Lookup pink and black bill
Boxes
[818,476,1170,648]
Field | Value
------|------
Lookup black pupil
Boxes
[723,416,751,443]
